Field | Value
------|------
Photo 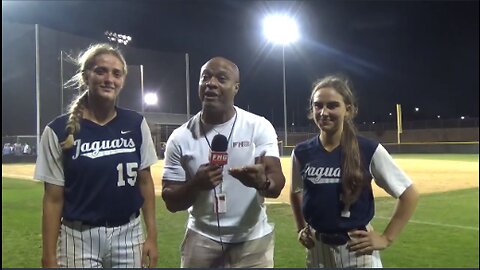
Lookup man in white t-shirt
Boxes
[161,56,286,268]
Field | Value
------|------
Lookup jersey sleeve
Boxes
[162,131,186,182]
[254,117,279,158]
[290,149,303,193]
[140,118,158,170]
[370,144,413,198]
[33,126,65,186]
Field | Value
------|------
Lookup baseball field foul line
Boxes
[375,216,479,231]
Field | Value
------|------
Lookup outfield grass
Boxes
[2,177,478,268]
[391,153,479,162]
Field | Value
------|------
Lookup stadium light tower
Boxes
[263,14,299,147]
[104,31,132,45]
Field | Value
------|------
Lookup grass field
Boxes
[2,154,479,268]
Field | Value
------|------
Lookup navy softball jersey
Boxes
[34,107,157,225]
[292,135,412,234]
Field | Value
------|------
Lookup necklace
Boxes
[211,125,227,135]
[200,108,238,149]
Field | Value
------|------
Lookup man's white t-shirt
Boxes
[162,106,280,243]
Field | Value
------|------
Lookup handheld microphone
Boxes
[209,134,228,166]
[209,134,228,266]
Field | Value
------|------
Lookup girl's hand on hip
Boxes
[347,230,389,256]
[298,226,315,249]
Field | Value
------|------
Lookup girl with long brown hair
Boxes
[290,75,419,267]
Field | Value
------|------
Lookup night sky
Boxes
[2,0,479,128]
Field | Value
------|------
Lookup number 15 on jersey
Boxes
[116,162,138,186]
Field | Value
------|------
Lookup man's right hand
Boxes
[192,163,223,190]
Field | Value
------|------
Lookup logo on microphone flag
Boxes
[210,151,228,166]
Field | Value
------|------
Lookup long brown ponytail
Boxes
[310,75,365,206]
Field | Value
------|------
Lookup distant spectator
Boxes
[23,143,31,155]
[159,142,166,159]
[13,143,22,155]
[3,143,12,155]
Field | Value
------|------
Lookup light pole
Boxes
[281,45,287,145]
[263,14,299,147]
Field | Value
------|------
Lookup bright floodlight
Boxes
[144,93,158,106]
[263,15,299,45]
[105,31,132,45]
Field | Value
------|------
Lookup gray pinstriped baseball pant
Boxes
[306,224,383,268]
[57,216,144,268]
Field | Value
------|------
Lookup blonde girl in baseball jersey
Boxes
[34,43,158,268]
[290,75,419,268]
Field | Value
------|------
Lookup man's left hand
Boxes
[228,163,266,189]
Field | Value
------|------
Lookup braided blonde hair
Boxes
[309,75,364,206]
[61,43,127,150]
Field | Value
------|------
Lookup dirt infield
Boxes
[3,157,478,204]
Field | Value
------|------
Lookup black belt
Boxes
[315,227,367,246]
[62,211,140,229]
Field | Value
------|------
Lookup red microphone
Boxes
[209,134,228,166]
